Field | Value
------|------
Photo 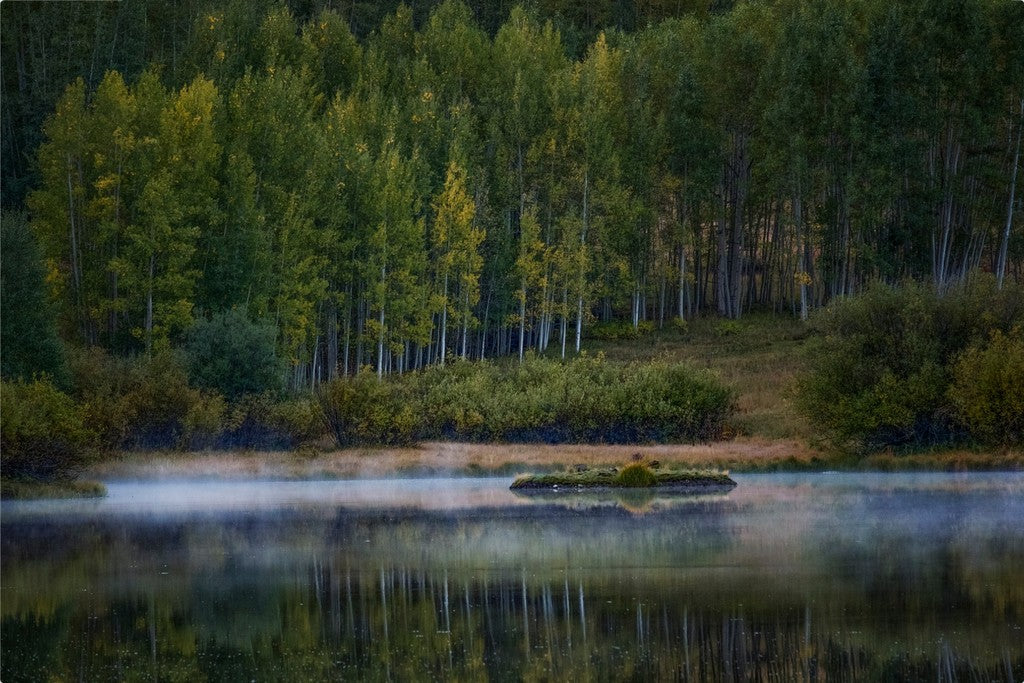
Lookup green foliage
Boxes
[9,0,1024,395]
[68,348,208,450]
[796,279,1024,451]
[614,462,657,487]
[184,309,281,400]
[316,373,415,446]
[715,320,743,337]
[0,211,68,386]
[0,379,92,481]
[318,355,733,446]
[948,329,1024,447]
[217,393,325,449]
[62,349,322,450]
[587,320,654,340]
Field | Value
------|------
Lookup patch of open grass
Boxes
[585,313,814,442]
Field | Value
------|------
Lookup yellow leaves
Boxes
[93,174,118,194]
[215,49,226,62]
[794,271,813,286]
[207,14,218,31]
[421,89,433,103]
[44,258,65,293]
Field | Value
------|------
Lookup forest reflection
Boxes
[2,475,1022,681]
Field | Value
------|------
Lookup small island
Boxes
[510,460,737,493]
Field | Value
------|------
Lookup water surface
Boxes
[2,472,1022,681]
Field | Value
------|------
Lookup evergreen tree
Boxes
[0,212,68,386]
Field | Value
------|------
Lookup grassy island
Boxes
[510,461,736,492]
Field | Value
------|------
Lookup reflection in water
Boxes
[2,473,1022,681]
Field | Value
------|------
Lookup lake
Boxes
[2,472,1022,681]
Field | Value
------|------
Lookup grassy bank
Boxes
[0,478,106,500]
[81,440,1023,482]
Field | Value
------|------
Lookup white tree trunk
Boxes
[518,284,526,363]
[998,99,1023,289]
[440,272,448,367]
[377,266,386,380]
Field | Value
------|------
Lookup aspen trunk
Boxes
[575,169,589,353]
[460,289,469,360]
[518,282,526,363]
[795,187,809,321]
[998,99,1023,289]
[678,244,686,322]
[145,254,154,354]
[440,272,448,367]
[377,266,386,380]
[326,299,338,380]
[717,184,730,317]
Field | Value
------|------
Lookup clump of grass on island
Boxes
[510,458,736,491]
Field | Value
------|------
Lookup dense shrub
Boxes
[948,329,1024,446]
[1,379,92,481]
[796,278,1024,451]
[184,309,281,400]
[317,373,416,446]
[216,393,324,449]
[63,348,324,450]
[318,355,734,446]
[68,348,215,449]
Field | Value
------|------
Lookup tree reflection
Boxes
[3,485,1022,681]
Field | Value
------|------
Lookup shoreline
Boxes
[80,439,1023,482]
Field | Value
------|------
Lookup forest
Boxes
[3,0,1021,390]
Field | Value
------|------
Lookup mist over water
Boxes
[3,473,1022,681]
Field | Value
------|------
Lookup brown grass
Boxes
[86,438,821,480]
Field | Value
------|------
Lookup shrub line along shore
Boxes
[4,281,1022,499]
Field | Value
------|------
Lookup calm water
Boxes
[2,473,1022,681]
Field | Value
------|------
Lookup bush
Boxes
[796,278,1024,451]
[64,347,321,451]
[218,393,324,449]
[68,348,212,450]
[715,320,743,337]
[948,329,1024,446]
[1,379,92,481]
[317,355,734,447]
[184,309,281,400]
[614,462,657,487]
[317,373,415,446]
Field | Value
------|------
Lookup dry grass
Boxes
[87,438,822,480]
[860,448,1024,471]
